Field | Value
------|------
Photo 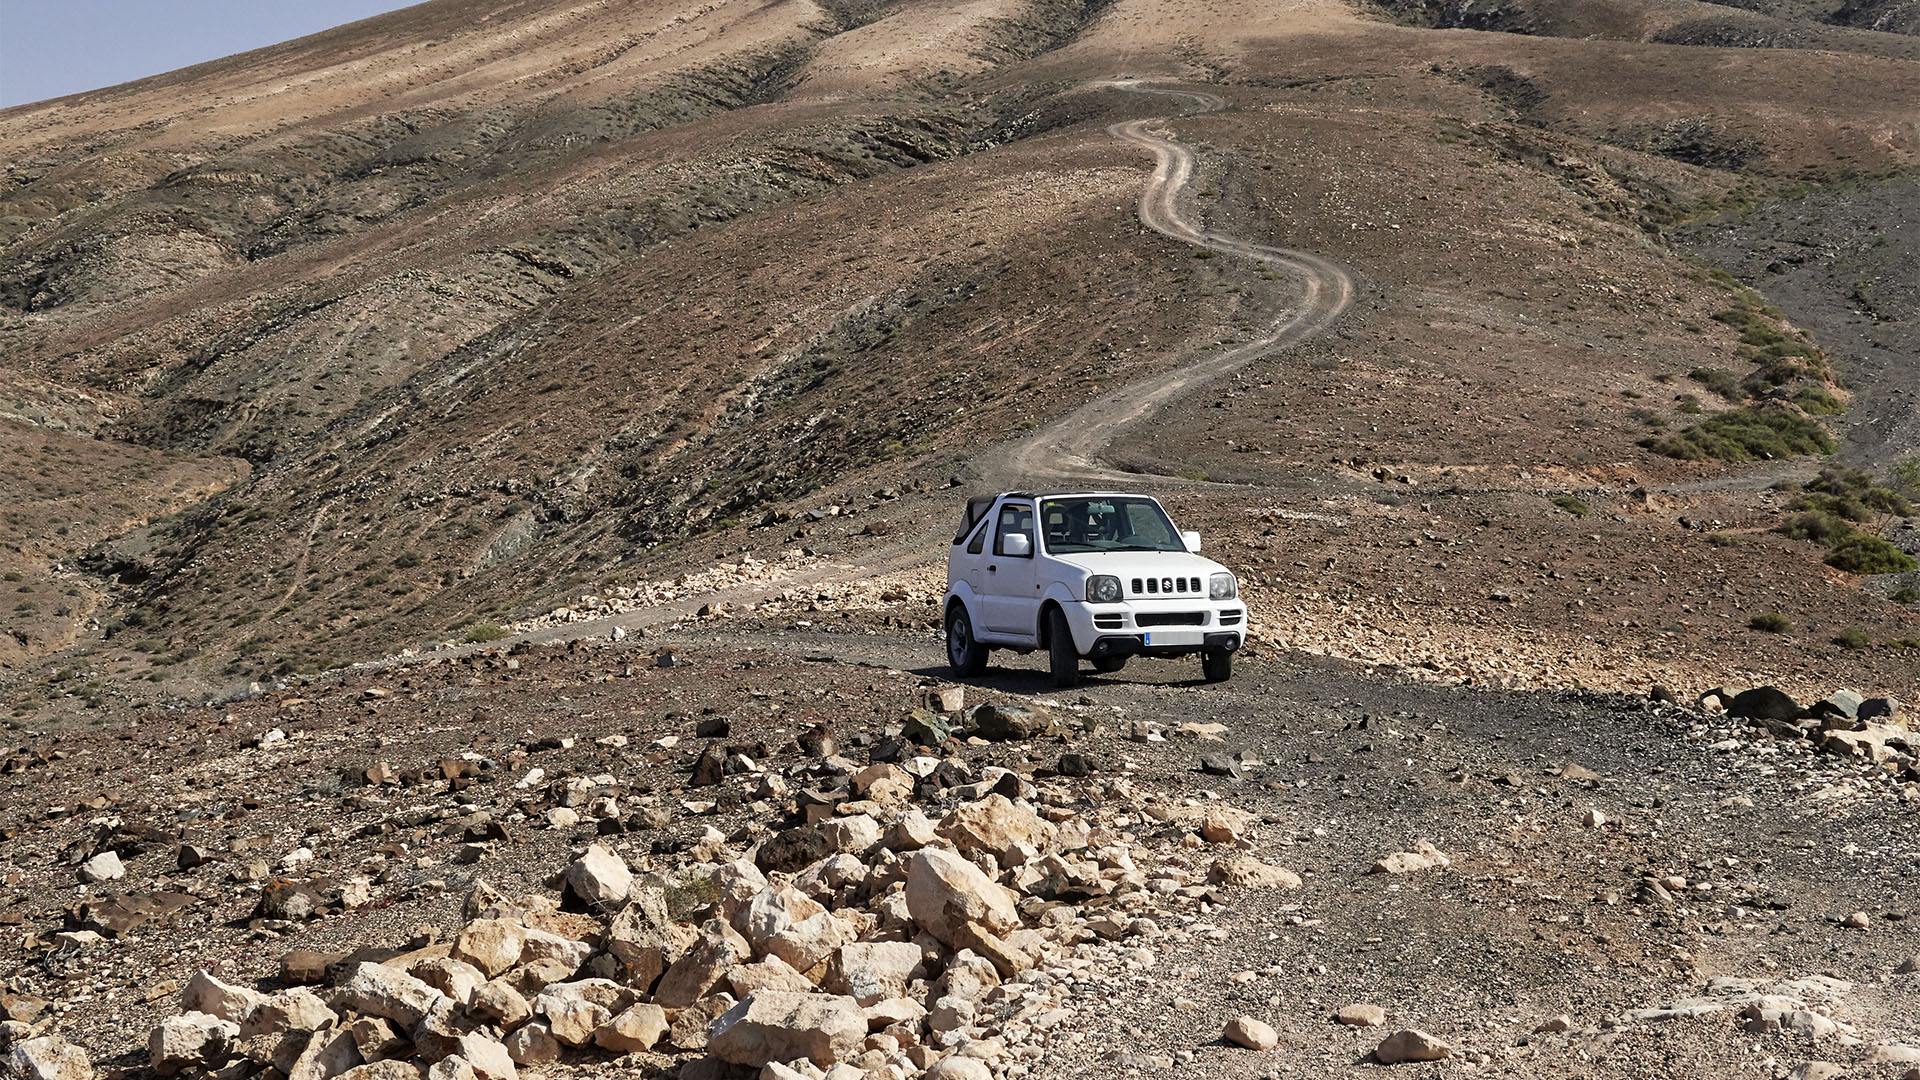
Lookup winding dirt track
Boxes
[982,81,1353,487]
[420,81,1357,655]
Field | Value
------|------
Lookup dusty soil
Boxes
[1,621,1915,1078]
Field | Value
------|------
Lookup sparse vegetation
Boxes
[1748,611,1792,633]
[1832,627,1872,649]
[1551,495,1590,516]
[1892,586,1919,605]
[460,622,507,643]
[1705,532,1740,548]
[1774,468,1917,574]
[1824,535,1917,575]
[1642,406,1835,463]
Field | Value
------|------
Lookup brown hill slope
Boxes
[1,0,1917,708]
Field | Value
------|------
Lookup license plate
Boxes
[1143,629,1203,647]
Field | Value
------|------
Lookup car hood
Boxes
[1048,550,1231,580]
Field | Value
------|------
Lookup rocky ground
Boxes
[1,614,1916,1080]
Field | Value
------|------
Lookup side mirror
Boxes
[1002,532,1032,557]
[1181,530,1202,553]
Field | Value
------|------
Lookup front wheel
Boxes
[1047,608,1081,689]
[1201,650,1233,683]
[947,604,988,677]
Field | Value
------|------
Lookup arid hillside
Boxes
[1,0,1917,711]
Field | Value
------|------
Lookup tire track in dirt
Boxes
[979,80,1354,487]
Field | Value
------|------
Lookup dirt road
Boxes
[979,81,1355,487]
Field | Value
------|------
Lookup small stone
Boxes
[469,980,533,1028]
[1335,1004,1387,1028]
[1535,1015,1574,1034]
[78,851,124,883]
[595,1003,669,1053]
[504,1022,560,1065]
[451,1036,516,1080]
[1369,842,1450,875]
[1199,754,1242,778]
[1896,955,1920,975]
[338,963,451,1028]
[1055,753,1093,777]
[562,844,631,908]
[1376,1029,1452,1064]
[1207,856,1301,889]
[8,1036,95,1080]
[182,970,266,1024]
[1223,1015,1278,1050]
[151,1013,238,1077]
[1844,911,1871,929]
[1581,808,1607,828]
[707,991,867,1067]
[453,919,528,978]
[923,1057,992,1080]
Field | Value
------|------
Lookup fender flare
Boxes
[943,585,978,624]
[1035,582,1084,648]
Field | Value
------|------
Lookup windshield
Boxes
[1040,497,1184,554]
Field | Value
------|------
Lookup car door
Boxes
[950,504,991,598]
[981,501,1039,638]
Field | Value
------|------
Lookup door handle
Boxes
[987,565,998,572]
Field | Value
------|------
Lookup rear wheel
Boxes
[1047,608,1081,689]
[1201,650,1233,683]
[946,604,987,677]
[1091,656,1128,674]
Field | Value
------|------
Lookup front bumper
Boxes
[1089,631,1241,659]
[1061,598,1245,657]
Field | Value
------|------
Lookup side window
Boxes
[964,516,989,555]
[995,504,1034,557]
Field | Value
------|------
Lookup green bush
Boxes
[1749,611,1792,633]
[461,622,507,643]
[1674,393,1704,415]
[1825,535,1917,574]
[1643,407,1835,463]
[1792,386,1846,416]
[1705,532,1740,547]
[1832,627,1872,649]
[1892,586,1919,605]
[1551,495,1590,516]
[1688,367,1743,400]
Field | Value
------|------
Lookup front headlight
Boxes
[1209,572,1238,600]
[1086,575,1123,603]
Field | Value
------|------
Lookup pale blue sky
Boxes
[1,0,420,107]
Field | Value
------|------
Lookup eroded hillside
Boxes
[0,0,1916,710]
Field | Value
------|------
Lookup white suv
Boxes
[943,491,1245,687]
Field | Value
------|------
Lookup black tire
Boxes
[946,604,988,677]
[1047,607,1081,689]
[1091,656,1128,674]
[1201,650,1233,683]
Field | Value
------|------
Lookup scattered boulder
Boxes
[1223,1015,1279,1050]
[1376,1028,1452,1064]
[561,845,631,907]
[904,847,1021,947]
[1370,842,1450,875]
[78,851,124,884]
[594,1003,668,1053]
[338,963,451,1028]
[452,920,527,978]
[706,991,867,1067]
[1727,686,1800,722]
[1336,1003,1387,1027]
[1208,856,1301,889]
[7,1036,94,1080]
